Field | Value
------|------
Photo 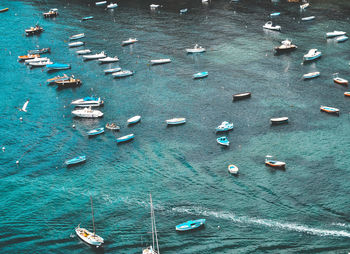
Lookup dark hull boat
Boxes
[25,26,44,36]
[274,39,297,54]
[55,78,82,88]
[233,92,251,101]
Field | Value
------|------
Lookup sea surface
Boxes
[1,0,350,253]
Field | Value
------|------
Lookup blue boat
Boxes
[87,127,104,136]
[217,136,229,146]
[303,49,322,62]
[65,155,86,166]
[336,35,348,43]
[193,72,208,79]
[46,63,71,70]
[116,133,134,143]
[180,8,188,14]
[270,12,280,17]
[82,16,94,21]
[176,219,206,232]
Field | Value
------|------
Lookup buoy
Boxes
[72,124,76,128]
[2,147,5,151]
[19,117,23,121]
[16,160,19,164]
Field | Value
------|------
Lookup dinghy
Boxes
[303,72,320,79]
[150,59,171,65]
[112,70,133,78]
[18,54,40,61]
[43,8,58,17]
[186,44,206,53]
[300,3,309,9]
[265,155,285,169]
[320,106,339,115]
[303,49,321,62]
[274,39,297,53]
[301,16,315,21]
[336,35,348,43]
[127,115,141,125]
[68,41,84,48]
[116,134,134,143]
[104,67,121,74]
[333,77,348,85]
[105,123,120,131]
[193,72,208,79]
[27,48,50,54]
[217,136,229,146]
[180,8,188,14]
[326,31,346,38]
[82,16,94,21]
[176,219,206,231]
[166,118,186,125]
[143,194,160,254]
[263,21,281,31]
[25,25,44,35]
[107,3,118,9]
[344,92,350,97]
[122,38,138,46]
[216,121,233,132]
[270,117,288,125]
[71,97,103,107]
[70,33,85,41]
[95,1,107,6]
[83,51,106,60]
[72,107,103,118]
[65,155,86,166]
[87,127,104,136]
[150,4,160,9]
[228,164,239,175]
[233,92,251,101]
[98,56,119,63]
[270,12,280,17]
[76,49,91,55]
[46,63,71,70]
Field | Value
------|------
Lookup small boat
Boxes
[72,107,104,118]
[274,39,297,53]
[233,92,251,101]
[105,123,120,131]
[0,8,9,13]
[303,72,320,79]
[265,155,285,169]
[150,59,171,65]
[186,44,206,53]
[122,38,138,46]
[270,117,288,125]
[300,3,309,9]
[180,8,188,14]
[55,76,82,87]
[65,155,86,166]
[104,67,121,74]
[83,51,106,60]
[107,3,118,9]
[344,92,350,97]
[87,127,105,136]
[69,33,85,41]
[303,49,321,62]
[150,4,160,9]
[301,16,315,21]
[127,115,141,125]
[216,121,233,132]
[333,77,348,85]
[166,118,186,125]
[228,164,239,175]
[112,70,133,78]
[25,57,49,64]
[336,35,348,43]
[82,16,94,21]
[76,49,91,55]
[217,136,229,146]
[326,31,346,38]
[46,74,69,84]
[320,106,339,115]
[270,12,280,17]
[98,56,119,63]
[143,194,160,254]
[95,1,107,5]
[43,8,58,17]
[25,25,44,35]
[71,97,103,107]
[116,134,135,143]
[18,54,40,61]
[46,63,71,70]
[175,219,206,232]
[193,72,208,79]
[263,21,281,31]
[29,60,53,67]
[69,41,84,48]
[27,48,50,54]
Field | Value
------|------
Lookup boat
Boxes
[87,127,105,136]
[46,74,69,84]
[65,155,86,166]
[180,8,188,14]
[193,72,208,79]
[301,16,315,21]
[326,31,346,38]
[69,41,84,48]
[83,51,106,60]
[112,70,133,78]
[320,106,339,115]
[25,57,49,64]
[29,60,53,67]
[27,48,50,54]
[0,8,9,13]
[75,197,104,247]
[233,92,251,101]
[265,155,286,169]
[344,92,350,97]
[55,76,82,87]
[70,33,85,41]
[300,3,309,9]
[270,117,288,125]
[104,67,121,74]
[228,164,239,175]
[76,49,91,55]
[71,97,103,107]
[186,44,206,53]
[143,194,160,254]
[95,1,107,5]
[263,21,281,31]
[150,4,160,9]
[274,39,297,53]
[72,107,104,118]
[270,12,280,17]
[82,16,94,21]
[116,134,134,143]
[105,123,120,131]
[303,49,321,62]
[336,35,348,43]
[175,219,206,232]
[107,3,118,9]
[333,77,348,85]
[18,54,40,61]
[127,115,141,125]
[122,38,138,46]
[25,25,44,35]
[46,63,71,70]
[216,121,233,132]
[303,72,320,79]
[217,136,229,146]
[150,59,171,65]
[98,56,119,63]
[43,8,58,17]
[166,118,186,125]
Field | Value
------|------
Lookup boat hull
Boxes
[270,117,288,125]
[233,92,251,101]
[320,106,339,116]
[75,227,103,247]
[116,134,135,143]
[176,219,206,232]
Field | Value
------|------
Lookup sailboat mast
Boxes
[90,196,96,236]
[150,194,155,252]
[152,197,160,254]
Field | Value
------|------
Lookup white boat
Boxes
[25,57,49,64]
[71,97,103,107]
[104,67,121,74]
[107,3,118,9]
[336,35,348,43]
[216,121,233,132]
[127,115,141,125]
[29,60,53,67]
[83,51,106,60]
[265,155,286,169]
[326,31,346,38]
[69,41,84,47]
[150,4,160,9]
[142,194,160,254]
[76,49,91,55]
[228,164,239,175]
[186,44,206,53]
[300,3,309,9]
[112,70,134,78]
[98,56,119,63]
[122,38,138,46]
[263,21,281,31]
[116,134,134,143]
[303,49,322,61]
[150,59,171,65]
[166,118,186,125]
[72,107,103,118]
[270,117,288,125]
[301,16,315,21]
[95,1,107,6]
[303,72,320,79]
[69,33,85,40]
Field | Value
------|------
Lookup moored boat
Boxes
[301,16,315,21]
[68,41,84,48]
[72,107,103,118]
[300,3,309,9]
[344,92,350,97]
[216,121,233,132]
[27,48,50,54]
[326,31,346,38]
[65,155,86,166]
[127,115,141,125]
[55,76,81,87]
[43,8,58,17]
[193,71,208,79]
[46,63,71,70]
[29,60,53,67]
[150,59,171,65]
[70,33,85,41]
[116,134,134,143]
[217,136,229,146]
[180,8,188,14]
[263,21,281,31]
[233,92,251,101]
[150,4,160,9]
[320,105,339,115]
[83,51,106,60]
[107,3,118,9]
[98,56,119,63]
[87,127,104,136]
[112,70,133,78]
[0,8,9,13]
[46,74,69,84]
[274,39,297,53]
[186,44,206,53]
[122,38,138,46]
[76,49,91,55]
[18,54,40,61]
[270,117,288,125]
[303,72,320,79]
[82,16,94,21]
[25,25,44,35]
[228,164,239,175]
[166,118,186,125]
[104,67,121,74]
[95,1,107,5]
[265,155,286,169]
[270,12,280,17]
[303,49,321,62]
[71,97,103,107]
[336,35,348,43]
[25,57,49,64]
[105,123,120,131]
[333,77,348,85]
[176,219,206,232]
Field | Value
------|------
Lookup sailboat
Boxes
[143,194,160,254]
[75,196,104,247]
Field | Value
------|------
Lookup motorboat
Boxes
[228,164,239,175]
[193,72,208,79]
[274,39,297,53]
[303,72,320,79]
[68,41,84,47]
[263,21,281,31]
[320,106,339,115]
[150,4,160,9]
[46,74,69,84]
[303,49,321,62]
[333,77,348,85]
[104,67,121,74]
[150,59,171,65]
[217,136,229,146]
[122,38,138,46]
[180,8,188,14]
[300,3,309,9]
[43,8,58,17]
[344,92,350,97]
[233,92,251,101]
[265,155,285,169]
[116,134,134,143]
[98,56,119,63]
[46,63,71,70]
[270,12,280,17]
[0,8,9,13]
[175,219,206,232]
[25,57,49,64]
[55,76,82,87]
[29,60,53,67]
[270,117,288,125]
[166,118,186,125]
[83,51,106,60]
[70,33,85,40]
[107,3,118,9]
[127,115,141,125]
[216,121,233,132]
[301,16,315,21]
[25,25,44,35]
[82,16,93,21]
[18,54,40,61]
[326,31,346,38]
[186,44,206,53]
[72,107,103,118]
[112,70,133,78]
[95,1,107,5]
[87,127,105,136]
[142,194,160,254]
[105,123,120,131]
[65,155,86,166]
[27,48,50,54]
[336,35,348,43]
[76,49,91,55]
[71,97,103,107]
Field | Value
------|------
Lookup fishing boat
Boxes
[55,76,81,87]
[112,70,133,78]
[143,194,160,254]
[301,16,315,21]
[228,164,239,175]
[217,136,229,146]
[83,51,106,60]
[116,134,134,143]
[150,59,171,65]
[69,41,84,48]
[300,3,309,9]
[27,48,50,54]
[0,8,9,13]
[71,97,103,107]
[333,77,348,85]
[320,106,339,115]
[43,8,58,17]
[127,115,141,125]
[303,49,321,62]
[326,31,346,38]
[270,117,288,125]
[270,12,280,17]
[336,35,348,43]
[70,33,85,41]
[180,8,188,14]
[72,107,104,118]
[344,92,350,97]
[122,38,138,46]
[303,72,320,79]
[29,60,53,67]
[98,56,119,63]
[18,54,40,61]
[87,127,105,136]
[75,197,104,247]
[104,67,121,74]
[25,57,49,64]
[25,25,44,35]
[265,155,286,169]
[76,49,91,55]
[186,44,206,53]
[193,72,208,79]
[46,74,69,84]
[107,3,118,9]
[105,123,120,131]
[233,92,251,101]
[166,118,186,125]
[65,155,86,166]
[263,21,281,31]
[46,63,71,70]
[216,121,233,132]
[150,4,160,9]
[274,39,297,53]
[95,1,107,5]
[175,219,206,232]
[82,16,94,21]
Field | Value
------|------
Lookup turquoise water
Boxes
[1,0,350,253]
